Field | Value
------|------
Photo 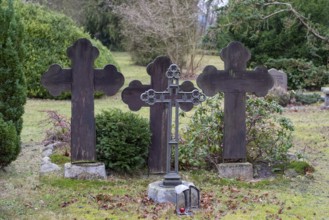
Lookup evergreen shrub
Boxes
[180,94,294,171]
[0,0,27,135]
[0,117,20,169]
[95,109,151,173]
[16,2,119,99]
[0,0,26,168]
[293,91,322,105]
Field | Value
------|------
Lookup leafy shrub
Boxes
[246,97,294,163]
[292,91,322,105]
[265,87,291,107]
[16,2,119,99]
[266,58,329,90]
[180,94,294,171]
[0,117,20,169]
[95,109,151,173]
[0,0,27,135]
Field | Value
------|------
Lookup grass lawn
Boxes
[1,52,329,219]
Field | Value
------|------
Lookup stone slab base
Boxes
[148,180,193,203]
[218,162,253,180]
[64,162,106,180]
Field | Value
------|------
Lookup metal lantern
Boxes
[175,185,190,215]
[175,184,200,215]
[189,185,200,209]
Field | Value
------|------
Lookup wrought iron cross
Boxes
[141,64,206,187]
[197,41,273,161]
[41,38,124,163]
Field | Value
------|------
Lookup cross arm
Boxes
[197,65,226,96]
[122,80,151,111]
[197,65,274,96]
[41,64,72,96]
[179,81,204,112]
[244,66,274,96]
[94,64,124,96]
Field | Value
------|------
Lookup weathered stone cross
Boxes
[197,41,273,161]
[141,64,206,186]
[41,38,124,163]
[122,56,197,173]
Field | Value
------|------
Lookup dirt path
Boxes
[0,143,42,218]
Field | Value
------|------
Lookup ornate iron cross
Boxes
[197,41,273,162]
[41,38,124,163]
[141,64,206,187]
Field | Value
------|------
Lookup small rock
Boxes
[42,148,53,157]
[41,157,51,165]
[40,161,61,173]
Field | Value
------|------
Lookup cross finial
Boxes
[67,38,99,66]
[220,41,251,71]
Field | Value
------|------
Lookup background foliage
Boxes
[16,1,118,99]
[0,0,26,167]
[82,0,124,51]
[208,0,329,90]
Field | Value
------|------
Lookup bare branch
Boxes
[262,1,329,43]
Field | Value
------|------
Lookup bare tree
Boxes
[115,0,203,77]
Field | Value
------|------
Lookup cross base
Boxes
[161,172,182,187]
[64,162,107,180]
[218,162,253,180]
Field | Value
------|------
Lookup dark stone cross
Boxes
[122,56,197,173]
[41,38,124,163]
[197,41,274,161]
[141,64,206,186]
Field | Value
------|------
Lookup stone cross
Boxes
[122,56,196,174]
[141,64,206,186]
[197,41,273,161]
[41,38,124,162]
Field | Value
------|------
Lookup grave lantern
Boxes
[189,185,200,209]
[175,184,200,215]
[175,184,190,215]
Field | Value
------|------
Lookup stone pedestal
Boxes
[148,180,194,203]
[64,162,106,180]
[321,87,329,107]
[218,162,253,180]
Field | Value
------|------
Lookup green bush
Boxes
[16,2,119,99]
[0,117,20,169]
[95,109,151,173]
[180,94,294,170]
[265,58,329,90]
[0,0,27,135]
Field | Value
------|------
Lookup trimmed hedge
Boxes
[16,2,119,99]
[0,117,20,169]
[95,109,151,173]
